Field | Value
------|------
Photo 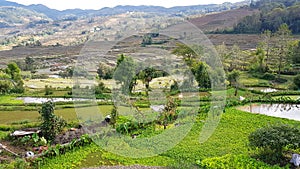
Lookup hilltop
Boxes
[0,0,249,20]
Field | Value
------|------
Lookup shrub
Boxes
[293,74,300,89]
[249,124,300,161]
[44,85,53,95]
[170,81,179,92]
[262,73,276,80]
[275,77,288,83]
[94,82,110,94]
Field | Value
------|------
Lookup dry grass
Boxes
[190,8,258,32]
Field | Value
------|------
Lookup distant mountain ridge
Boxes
[0,0,23,7]
[1,0,250,20]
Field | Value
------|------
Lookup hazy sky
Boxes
[8,0,243,10]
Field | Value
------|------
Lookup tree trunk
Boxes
[234,85,238,96]
[265,45,270,72]
[278,49,283,78]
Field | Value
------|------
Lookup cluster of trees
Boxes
[14,56,36,72]
[102,43,220,94]
[217,23,299,78]
[0,62,24,94]
[98,25,298,93]
[99,54,168,95]
[58,66,74,78]
[213,23,300,92]
[97,63,113,80]
[253,24,297,77]
[171,43,211,89]
[233,0,300,34]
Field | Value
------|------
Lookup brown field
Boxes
[190,7,258,32]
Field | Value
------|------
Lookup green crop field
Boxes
[38,108,300,168]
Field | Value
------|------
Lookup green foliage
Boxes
[25,56,35,71]
[116,121,145,135]
[170,80,179,93]
[253,47,266,73]
[262,73,276,80]
[137,67,159,95]
[249,124,300,155]
[164,107,300,165]
[17,133,47,147]
[233,14,262,34]
[292,41,300,64]
[157,97,178,129]
[114,54,136,94]
[172,43,203,66]
[234,1,300,33]
[216,44,248,72]
[293,74,300,89]
[198,154,285,169]
[72,67,89,77]
[44,85,53,95]
[0,158,30,169]
[191,61,211,89]
[59,67,74,78]
[24,107,300,168]
[94,82,110,95]
[0,62,24,93]
[110,104,118,127]
[172,43,212,89]
[0,79,11,94]
[227,70,240,86]
[97,63,113,80]
[39,101,66,142]
[141,34,152,46]
[39,142,176,169]
[6,62,21,81]
[33,135,93,168]
[251,72,276,81]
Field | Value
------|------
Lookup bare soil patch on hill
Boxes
[190,8,258,32]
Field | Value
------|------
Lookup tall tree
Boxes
[39,101,66,141]
[25,56,35,71]
[260,30,272,71]
[216,43,230,72]
[227,70,240,96]
[114,54,136,94]
[273,23,292,77]
[191,62,211,89]
[6,62,21,81]
[228,45,241,71]
[254,47,266,73]
[172,43,210,88]
[138,67,156,96]
[5,62,24,93]
[97,63,113,80]
[292,41,300,64]
[172,43,198,66]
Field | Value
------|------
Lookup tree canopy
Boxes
[232,0,300,34]
[0,62,24,94]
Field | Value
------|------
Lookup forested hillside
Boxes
[231,0,300,33]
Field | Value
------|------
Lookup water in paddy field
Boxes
[247,87,278,93]
[238,104,300,121]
